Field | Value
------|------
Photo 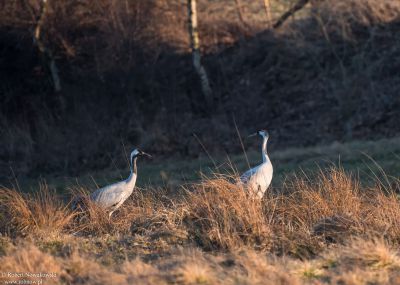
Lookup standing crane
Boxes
[240,130,273,198]
[89,148,151,217]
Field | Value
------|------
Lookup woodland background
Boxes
[1,0,400,180]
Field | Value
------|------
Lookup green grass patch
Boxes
[13,137,400,194]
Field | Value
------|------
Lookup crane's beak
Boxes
[142,152,152,159]
[248,132,257,138]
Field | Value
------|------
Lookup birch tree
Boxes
[187,0,213,109]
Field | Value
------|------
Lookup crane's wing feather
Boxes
[90,182,126,209]
[240,165,259,184]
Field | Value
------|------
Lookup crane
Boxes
[89,148,151,217]
[240,130,273,198]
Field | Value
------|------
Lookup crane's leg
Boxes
[257,185,263,199]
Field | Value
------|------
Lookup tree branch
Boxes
[273,0,310,29]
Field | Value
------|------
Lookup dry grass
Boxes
[69,187,120,235]
[174,248,216,284]
[184,174,270,250]
[335,238,400,270]
[1,166,400,284]
[2,167,400,250]
[0,182,75,237]
[4,238,398,285]
[269,168,364,255]
[0,244,67,284]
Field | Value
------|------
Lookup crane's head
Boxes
[248,129,269,138]
[131,149,152,159]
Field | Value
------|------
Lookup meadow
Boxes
[1,0,400,284]
[1,137,400,285]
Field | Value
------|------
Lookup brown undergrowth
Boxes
[2,0,400,177]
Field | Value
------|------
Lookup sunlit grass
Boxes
[1,161,400,284]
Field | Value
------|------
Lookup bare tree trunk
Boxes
[263,0,272,28]
[187,0,213,109]
[34,0,62,93]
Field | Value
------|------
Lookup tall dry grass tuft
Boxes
[70,186,179,237]
[270,167,400,256]
[127,188,190,245]
[184,174,271,250]
[363,190,400,241]
[70,187,117,235]
[265,167,363,256]
[0,183,75,236]
[283,167,362,223]
[148,167,400,254]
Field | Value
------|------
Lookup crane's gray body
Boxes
[90,173,137,215]
[240,161,273,199]
[240,130,273,198]
[89,149,148,217]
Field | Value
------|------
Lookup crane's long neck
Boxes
[132,156,137,175]
[127,156,138,183]
[261,135,269,163]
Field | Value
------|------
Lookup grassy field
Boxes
[1,137,400,285]
[13,136,400,194]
